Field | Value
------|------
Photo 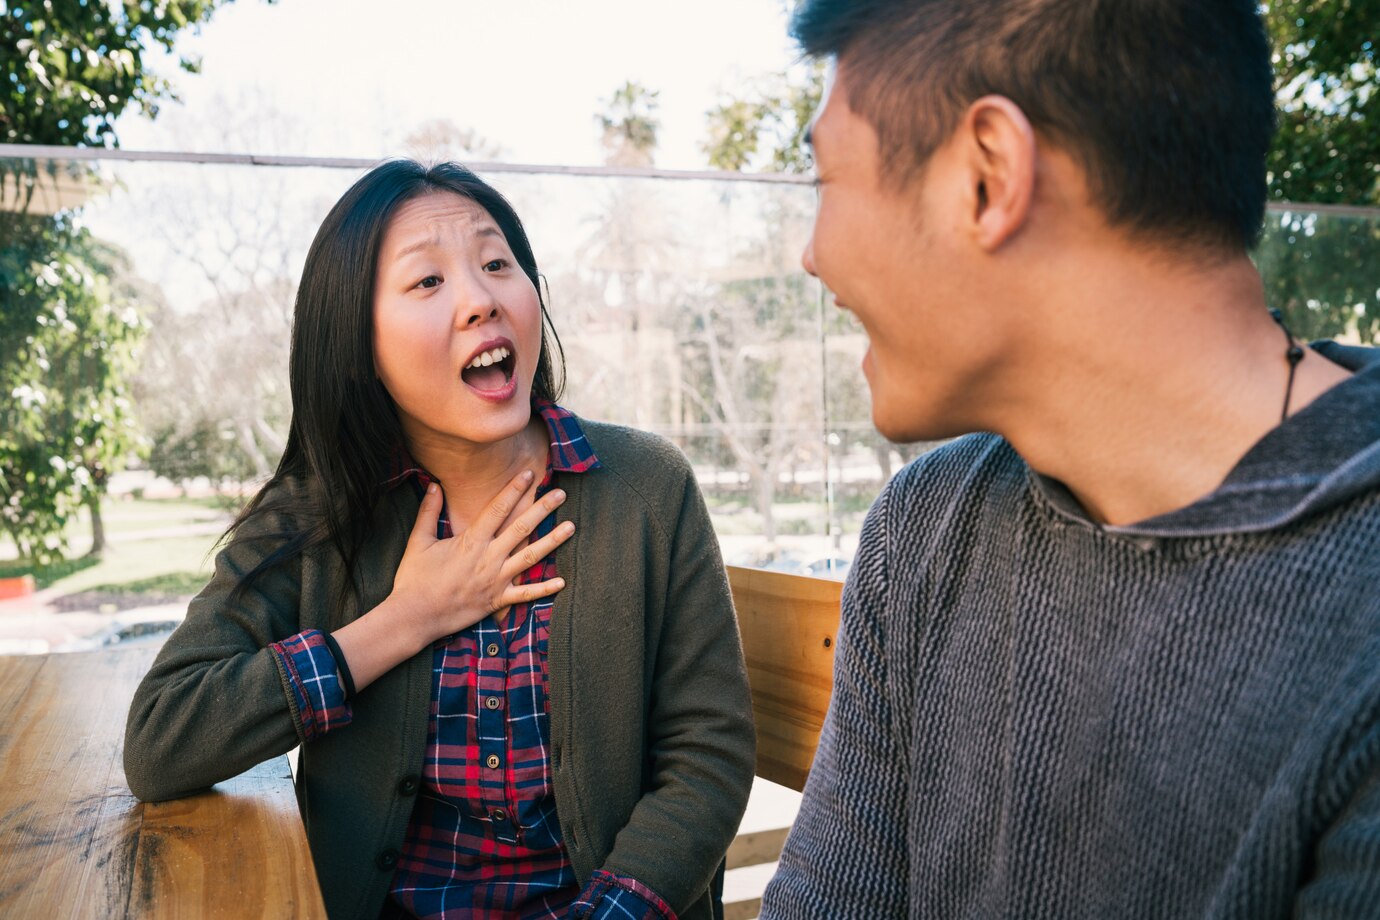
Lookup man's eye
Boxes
[483,259,507,272]
[416,275,442,289]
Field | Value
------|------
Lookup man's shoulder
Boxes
[849,433,1030,584]
[886,432,1029,517]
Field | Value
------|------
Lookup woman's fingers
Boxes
[480,469,536,536]
[498,577,566,609]
[500,521,576,581]
[408,482,443,548]
[495,488,568,555]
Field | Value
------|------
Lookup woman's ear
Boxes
[960,95,1037,252]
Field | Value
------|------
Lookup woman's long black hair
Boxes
[228,160,565,598]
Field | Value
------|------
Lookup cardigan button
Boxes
[376,849,399,871]
[485,753,501,769]
[397,776,419,796]
[486,642,501,657]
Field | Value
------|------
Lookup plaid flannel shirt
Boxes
[270,401,676,919]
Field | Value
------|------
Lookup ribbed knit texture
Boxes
[763,343,1380,919]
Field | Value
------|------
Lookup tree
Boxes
[2,0,253,560]
[1261,1,1380,344]
[1,0,252,147]
[1263,1,1380,207]
[403,119,507,163]
[0,216,144,562]
[596,81,661,168]
[703,62,823,174]
[129,92,307,486]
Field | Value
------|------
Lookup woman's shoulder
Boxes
[578,418,695,481]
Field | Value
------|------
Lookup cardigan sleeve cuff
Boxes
[270,629,353,741]
[568,870,677,920]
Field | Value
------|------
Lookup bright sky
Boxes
[115,0,803,169]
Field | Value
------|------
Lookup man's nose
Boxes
[801,238,818,278]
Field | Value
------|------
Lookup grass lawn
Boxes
[0,496,227,598]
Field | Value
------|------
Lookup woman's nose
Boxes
[460,304,500,328]
[456,275,501,328]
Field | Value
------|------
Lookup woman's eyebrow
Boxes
[393,225,503,260]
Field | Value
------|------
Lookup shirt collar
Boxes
[382,399,600,490]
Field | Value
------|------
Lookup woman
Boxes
[124,160,755,920]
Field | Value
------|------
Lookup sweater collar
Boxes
[1032,342,1380,538]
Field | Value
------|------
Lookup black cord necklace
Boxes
[1269,308,1305,422]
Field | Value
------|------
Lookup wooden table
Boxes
[0,648,326,918]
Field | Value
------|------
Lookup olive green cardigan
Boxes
[124,421,756,920]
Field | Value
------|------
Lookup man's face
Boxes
[804,65,999,442]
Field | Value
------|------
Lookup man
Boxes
[760,1,1380,917]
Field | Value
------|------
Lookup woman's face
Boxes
[372,191,543,451]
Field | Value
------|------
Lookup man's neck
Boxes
[987,249,1352,526]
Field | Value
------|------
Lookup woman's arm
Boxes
[123,503,313,802]
[124,473,574,803]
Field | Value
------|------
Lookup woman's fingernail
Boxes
[561,522,575,535]
[427,482,437,494]
[522,469,535,482]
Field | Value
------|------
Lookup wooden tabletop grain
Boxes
[0,648,326,919]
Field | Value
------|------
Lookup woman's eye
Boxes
[483,259,507,272]
[416,275,442,289]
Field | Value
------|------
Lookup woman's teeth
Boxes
[467,346,510,369]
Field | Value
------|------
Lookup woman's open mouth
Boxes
[460,342,518,401]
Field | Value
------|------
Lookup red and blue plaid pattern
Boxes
[272,403,675,919]
[270,630,351,741]
[571,872,679,919]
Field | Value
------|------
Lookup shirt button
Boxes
[397,776,419,796]
[485,696,502,710]
[376,848,399,871]
[486,643,500,657]
[486,754,501,769]
[492,808,507,822]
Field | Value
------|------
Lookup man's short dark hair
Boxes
[792,0,1277,252]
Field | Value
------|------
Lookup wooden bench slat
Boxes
[728,566,841,793]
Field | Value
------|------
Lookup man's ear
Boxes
[960,95,1036,251]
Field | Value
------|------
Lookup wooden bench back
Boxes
[726,566,842,792]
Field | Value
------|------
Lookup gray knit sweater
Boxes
[762,341,1380,918]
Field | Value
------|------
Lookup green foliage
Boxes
[1257,209,1380,343]
[0,215,146,563]
[1263,1,1380,206]
[597,80,661,166]
[1,0,252,564]
[703,62,823,174]
[1,0,249,147]
[1260,2,1380,343]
